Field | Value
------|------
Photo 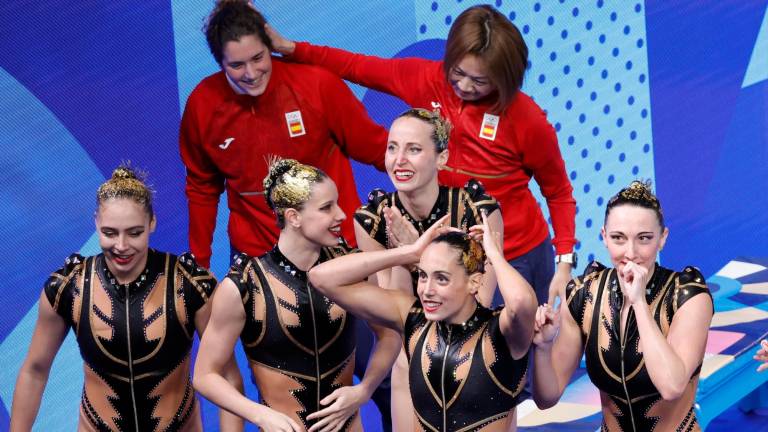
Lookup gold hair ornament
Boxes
[405,107,452,151]
[96,163,152,208]
[263,157,324,212]
[462,235,486,274]
[608,180,662,213]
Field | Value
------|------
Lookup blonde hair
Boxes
[396,107,452,152]
[96,165,153,217]
[263,157,327,228]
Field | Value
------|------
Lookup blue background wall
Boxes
[0,0,766,430]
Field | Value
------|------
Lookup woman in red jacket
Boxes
[180,0,388,269]
[267,4,577,308]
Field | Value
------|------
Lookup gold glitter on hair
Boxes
[462,235,486,274]
[399,107,452,152]
[608,180,661,211]
[96,164,153,215]
[263,157,325,217]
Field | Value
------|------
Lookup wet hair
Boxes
[263,158,328,229]
[96,165,154,218]
[605,180,665,228]
[444,5,528,114]
[431,231,485,274]
[203,0,273,65]
[395,108,452,152]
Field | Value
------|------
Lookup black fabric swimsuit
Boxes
[355,180,499,293]
[45,250,214,431]
[566,261,711,431]
[404,302,528,431]
[228,243,360,430]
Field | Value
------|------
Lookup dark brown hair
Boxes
[605,180,665,228]
[431,231,485,275]
[444,5,528,113]
[203,0,273,64]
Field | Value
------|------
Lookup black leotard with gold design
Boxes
[356,180,499,294]
[44,249,214,431]
[227,242,360,431]
[566,262,711,432]
[404,301,528,431]
[355,180,499,249]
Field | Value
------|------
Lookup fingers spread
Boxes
[319,389,340,406]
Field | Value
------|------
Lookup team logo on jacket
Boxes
[479,113,499,141]
[285,110,306,137]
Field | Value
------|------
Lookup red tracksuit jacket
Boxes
[292,42,576,259]
[180,59,387,267]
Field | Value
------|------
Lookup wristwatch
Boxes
[555,252,578,268]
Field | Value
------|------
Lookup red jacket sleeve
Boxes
[520,114,577,255]
[292,42,434,104]
[179,90,225,268]
[315,69,387,170]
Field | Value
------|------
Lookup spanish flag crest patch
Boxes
[479,113,499,141]
[285,110,306,138]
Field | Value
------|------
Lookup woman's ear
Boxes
[437,149,449,167]
[468,272,483,295]
[149,215,157,233]
[284,207,301,228]
[659,226,669,251]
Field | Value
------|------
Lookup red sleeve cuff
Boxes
[552,239,576,256]
[188,200,218,269]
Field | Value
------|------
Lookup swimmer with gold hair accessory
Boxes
[307,211,537,431]
[194,158,401,432]
[11,165,244,432]
[531,181,713,431]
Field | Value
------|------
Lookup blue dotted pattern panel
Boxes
[415,0,654,267]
